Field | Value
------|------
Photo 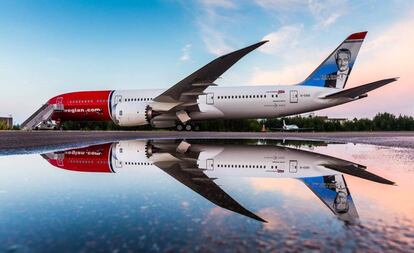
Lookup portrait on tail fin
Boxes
[301,175,359,223]
[325,48,351,88]
[300,31,367,89]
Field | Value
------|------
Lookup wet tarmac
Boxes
[0,137,413,252]
[0,131,413,156]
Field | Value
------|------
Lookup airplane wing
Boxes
[153,160,266,222]
[300,175,359,223]
[149,140,266,222]
[151,41,268,112]
[322,78,398,99]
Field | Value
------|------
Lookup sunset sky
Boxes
[0,0,412,123]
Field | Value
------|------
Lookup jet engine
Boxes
[115,102,150,127]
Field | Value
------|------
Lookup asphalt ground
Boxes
[1,131,413,155]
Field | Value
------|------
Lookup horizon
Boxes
[0,1,413,123]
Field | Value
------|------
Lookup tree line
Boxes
[264,113,414,132]
[6,112,414,131]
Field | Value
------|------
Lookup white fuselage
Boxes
[112,140,348,179]
[111,85,354,127]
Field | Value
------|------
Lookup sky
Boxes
[0,0,413,123]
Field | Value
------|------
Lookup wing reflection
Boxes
[41,139,394,224]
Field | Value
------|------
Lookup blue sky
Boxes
[0,0,413,123]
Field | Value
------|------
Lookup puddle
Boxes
[0,139,413,252]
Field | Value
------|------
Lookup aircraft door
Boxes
[112,95,123,122]
[56,97,64,110]
[289,160,298,173]
[113,145,123,169]
[206,93,214,105]
[290,90,298,103]
[114,159,122,168]
[206,159,214,171]
[57,158,64,167]
[114,95,123,106]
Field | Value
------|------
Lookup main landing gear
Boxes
[176,123,199,131]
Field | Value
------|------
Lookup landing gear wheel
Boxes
[176,124,183,131]
[185,124,192,131]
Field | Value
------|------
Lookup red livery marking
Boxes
[48,90,113,122]
[346,31,367,40]
[45,143,113,173]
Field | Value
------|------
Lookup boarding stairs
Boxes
[20,104,63,130]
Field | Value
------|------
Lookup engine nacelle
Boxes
[114,102,149,127]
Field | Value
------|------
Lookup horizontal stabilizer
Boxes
[323,78,398,99]
[322,164,395,185]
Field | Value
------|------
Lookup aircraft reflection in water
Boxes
[41,139,394,223]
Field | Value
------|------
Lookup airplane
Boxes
[270,119,314,131]
[21,31,398,131]
[41,139,395,223]
[282,120,299,131]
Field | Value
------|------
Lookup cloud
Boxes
[179,44,192,61]
[308,0,348,28]
[250,14,414,117]
[259,24,303,55]
[199,0,236,9]
[319,15,414,117]
[250,61,315,85]
[249,178,314,200]
[254,0,348,28]
[199,23,235,56]
[255,0,306,10]
[196,0,236,56]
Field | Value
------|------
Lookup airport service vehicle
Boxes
[42,139,394,223]
[34,119,57,130]
[22,32,397,130]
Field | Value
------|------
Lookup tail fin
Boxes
[300,31,367,89]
